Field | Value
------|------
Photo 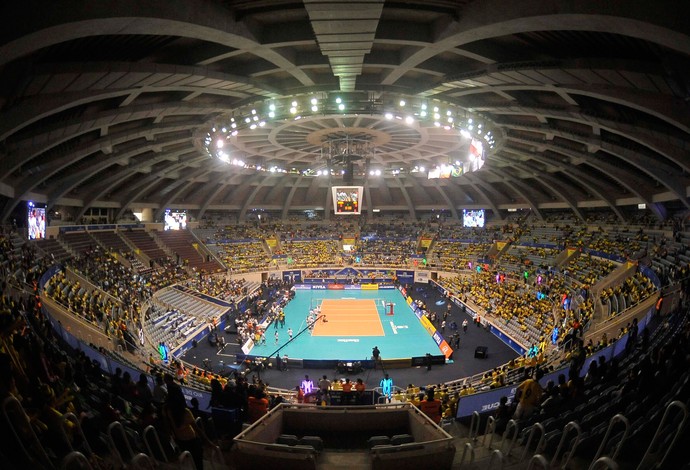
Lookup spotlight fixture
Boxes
[200,92,500,175]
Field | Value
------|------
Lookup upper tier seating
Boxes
[121,229,168,262]
[156,229,223,273]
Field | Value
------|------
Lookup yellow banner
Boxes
[266,238,277,247]
[567,248,576,256]
[420,315,437,336]
[420,238,433,248]
[361,283,378,290]
[342,238,355,245]
[496,241,506,251]
[406,296,414,306]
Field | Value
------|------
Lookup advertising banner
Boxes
[457,385,519,417]
[420,315,437,336]
[438,340,453,358]
[414,271,430,283]
[361,283,379,290]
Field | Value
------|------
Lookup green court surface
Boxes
[251,289,443,361]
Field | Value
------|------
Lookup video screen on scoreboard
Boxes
[27,202,46,240]
[468,138,485,172]
[463,209,485,228]
[332,186,363,215]
[164,209,187,230]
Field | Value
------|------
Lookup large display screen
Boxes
[468,138,485,172]
[164,209,187,230]
[27,202,46,240]
[463,209,485,228]
[332,186,363,215]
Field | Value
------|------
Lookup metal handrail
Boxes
[500,419,519,457]
[62,412,93,457]
[487,449,504,470]
[178,450,197,469]
[143,425,168,463]
[589,414,630,466]
[527,454,550,470]
[131,452,156,469]
[210,445,227,470]
[636,400,688,470]
[482,415,496,448]
[551,421,582,469]
[520,423,546,463]
[459,442,475,466]
[468,411,481,441]
[61,451,93,470]
[2,395,53,469]
[107,421,134,468]
[590,456,620,470]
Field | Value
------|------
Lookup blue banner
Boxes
[488,325,526,355]
[282,270,302,283]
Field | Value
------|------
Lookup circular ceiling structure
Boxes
[0,0,689,223]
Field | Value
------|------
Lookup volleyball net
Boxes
[309,298,392,315]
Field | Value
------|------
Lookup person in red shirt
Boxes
[247,389,269,423]
[354,378,366,405]
[341,378,353,405]
[419,388,442,424]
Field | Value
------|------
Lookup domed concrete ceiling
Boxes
[0,0,689,223]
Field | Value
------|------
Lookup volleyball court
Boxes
[307,298,386,336]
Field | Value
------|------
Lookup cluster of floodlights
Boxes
[201,94,497,175]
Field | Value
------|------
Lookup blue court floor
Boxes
[249,289,442,361]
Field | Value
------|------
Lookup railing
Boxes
[459,442,475,466]
[585,294,657,339]
[468,411,481,442]
[637,400,688,470]
[520,422,546,463]
[551,421,582,469]
[500,419,519,458]
[591,414,630,465]
[487,449,504,469]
